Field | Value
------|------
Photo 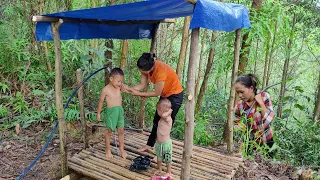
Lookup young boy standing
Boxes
[154,98,173,178]
[97,68,128,159]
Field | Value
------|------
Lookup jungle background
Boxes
[0,0,320,179]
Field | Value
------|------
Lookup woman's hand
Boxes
[121,84,133,93]
[255,93,267,116]
[255,94,264,105]
[130,88,141,96]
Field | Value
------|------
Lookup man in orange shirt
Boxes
[127,52,184,161]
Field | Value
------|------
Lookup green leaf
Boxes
[283,109,292,114]
[32,89,46,96]
[0,82,9,93]
[294,104,305,111]
[294,86,304,93]
[80,55,92,61]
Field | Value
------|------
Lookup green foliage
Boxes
[0,0,320,171]
[274,116,320,166]
[11,92,30,113]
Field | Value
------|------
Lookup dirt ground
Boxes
[234,154,298,180]
[0,122,314,180]
[0,122,87,180]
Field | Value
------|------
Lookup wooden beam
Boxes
[226,28,242,153]
[150,24,158,53]
[181,27,200,180]
[185,0,197,4]
[76,69,88,149]
[32,15,175,24]
[137,24,158,130]
[51,19,68,176]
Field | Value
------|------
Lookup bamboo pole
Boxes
[68,162,113,180]
[81,149,182,180]
[92,145,218,180]
[51,19,68,176]
[125,130,244,164]
[32,15,175,24]
[70,157,127,180]
[76,69,88,149]
[94,143,228,179]
[181,27,200,180]
[126,130,244,164]
[120,40,128,69]
[226,29,242,154]
[137,24,158,130]
[176,16,191,81]
[123,137,236,175]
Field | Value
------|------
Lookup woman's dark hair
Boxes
[137,53,156,71]
[235,74,259,94]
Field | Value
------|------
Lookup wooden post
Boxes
[138,24,158,130]
[120,40,128,70]
[181,27,199,180]
[226,29,242,153]
[150,24,158,53]
[76,69,88,149]
[176,16,191,81]
[51,19,68,176]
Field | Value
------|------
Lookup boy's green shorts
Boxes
[155,140,172,165]
[102,106,124,131]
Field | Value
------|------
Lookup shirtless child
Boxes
[153,98,173,178]
[97,68,128,159]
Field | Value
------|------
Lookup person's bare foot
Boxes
[152,156,158,163]
[139,145,151,152]
[120,150,127,159]
[106,151,113,158]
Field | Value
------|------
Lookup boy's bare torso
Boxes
[103,84,122,107]
[157,118,172,143]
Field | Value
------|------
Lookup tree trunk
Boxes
[104,40,113,85]
[195,29,207,99]
[76,69,88,149]
[196,32,216,113]
[226,29,242,153]
[39,0,52,72]
[277,13,296,118]
[138,24,158,129]
[262,32,271,88]
[88,0,96,64]
[176,16,191,81]
[65,0,72,11]
[238,0,263,75]
[313,72,320,122]
[121,40,128,70]
[23,1,37,55]
[181,27,199,180]
[167,22,176,63]
[253,40,259,74]
[104,0,116,85]
[266,22,278,87]
[51,20,68,177]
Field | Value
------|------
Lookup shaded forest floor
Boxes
[0,122,309,180]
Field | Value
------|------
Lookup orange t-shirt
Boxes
[148,60,183,97]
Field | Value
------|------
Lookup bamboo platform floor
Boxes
[68,130,243,180]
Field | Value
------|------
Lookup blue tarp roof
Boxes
[35,0,251,41]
